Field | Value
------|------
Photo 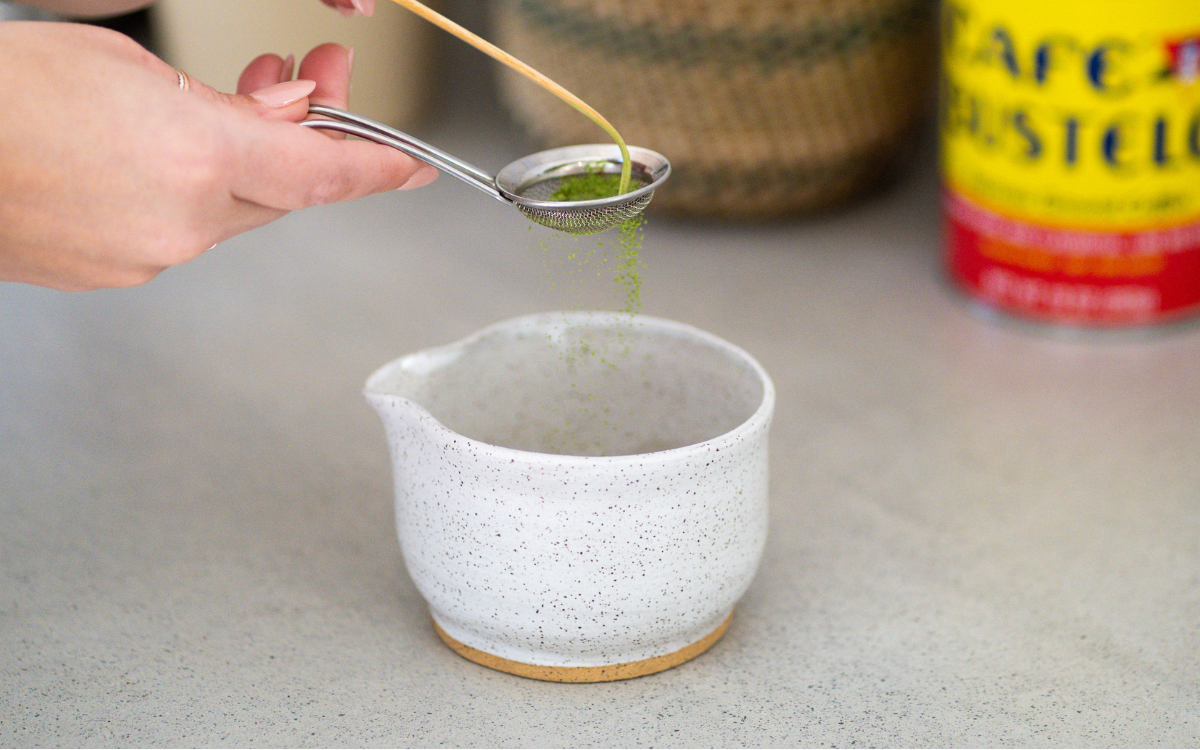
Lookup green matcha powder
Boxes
[549,169,645,314]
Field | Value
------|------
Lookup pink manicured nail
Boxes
[250,79,316,108]
[351,0,375,16]
[280,54,295,82]
[347,46,355,76]
[337,3,355,17]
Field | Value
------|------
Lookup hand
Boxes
[317,0,377,17]
[0,22,436,290]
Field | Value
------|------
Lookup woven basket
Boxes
[493,0,936,218]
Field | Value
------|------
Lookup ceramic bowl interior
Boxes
[373,314,766,457]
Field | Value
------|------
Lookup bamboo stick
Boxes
[384,0,633,195]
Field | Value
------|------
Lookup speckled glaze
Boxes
[364,312,773,679]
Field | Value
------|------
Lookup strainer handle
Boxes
[300,105,506,202]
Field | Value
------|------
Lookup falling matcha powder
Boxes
[548,169,646,314]
[613,214,643,314]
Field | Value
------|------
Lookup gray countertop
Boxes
[3,109,1199,745]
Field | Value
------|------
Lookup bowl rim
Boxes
[363,311,775,465]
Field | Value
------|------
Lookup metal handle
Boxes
[300,105,507,202]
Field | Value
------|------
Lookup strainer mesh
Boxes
[514,176,653,235]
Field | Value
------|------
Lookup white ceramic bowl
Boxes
[364,312,773,681]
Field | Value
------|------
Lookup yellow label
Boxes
[941,0,1200,231]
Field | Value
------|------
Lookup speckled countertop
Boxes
[4,77,1200,746]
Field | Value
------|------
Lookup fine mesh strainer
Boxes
[301,105,670,235]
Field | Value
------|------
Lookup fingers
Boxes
[248,79,316,111]
[231,120,429,211]
[208,200,289,245]
[319,0,375,17]
[401,165,439,190]
[222,45,354,128]
[297,43,353,111]
[232,42,438,207]
[180,59,313,122]
[201,41,436,212]
[296,43,353,139]
[234,53,314,122]
[237,52,293,94]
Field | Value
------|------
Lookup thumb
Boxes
[185,74,317,122]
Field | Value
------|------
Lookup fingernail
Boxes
[250,79,316,108]
[337,3,354,16]
[351,0,375,16]
[280,54,295,82]
[347,46,355,77]
[399,166,439,191]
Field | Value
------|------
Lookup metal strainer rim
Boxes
[494,144,671,213]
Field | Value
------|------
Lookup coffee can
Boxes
[941,0,1200,327]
